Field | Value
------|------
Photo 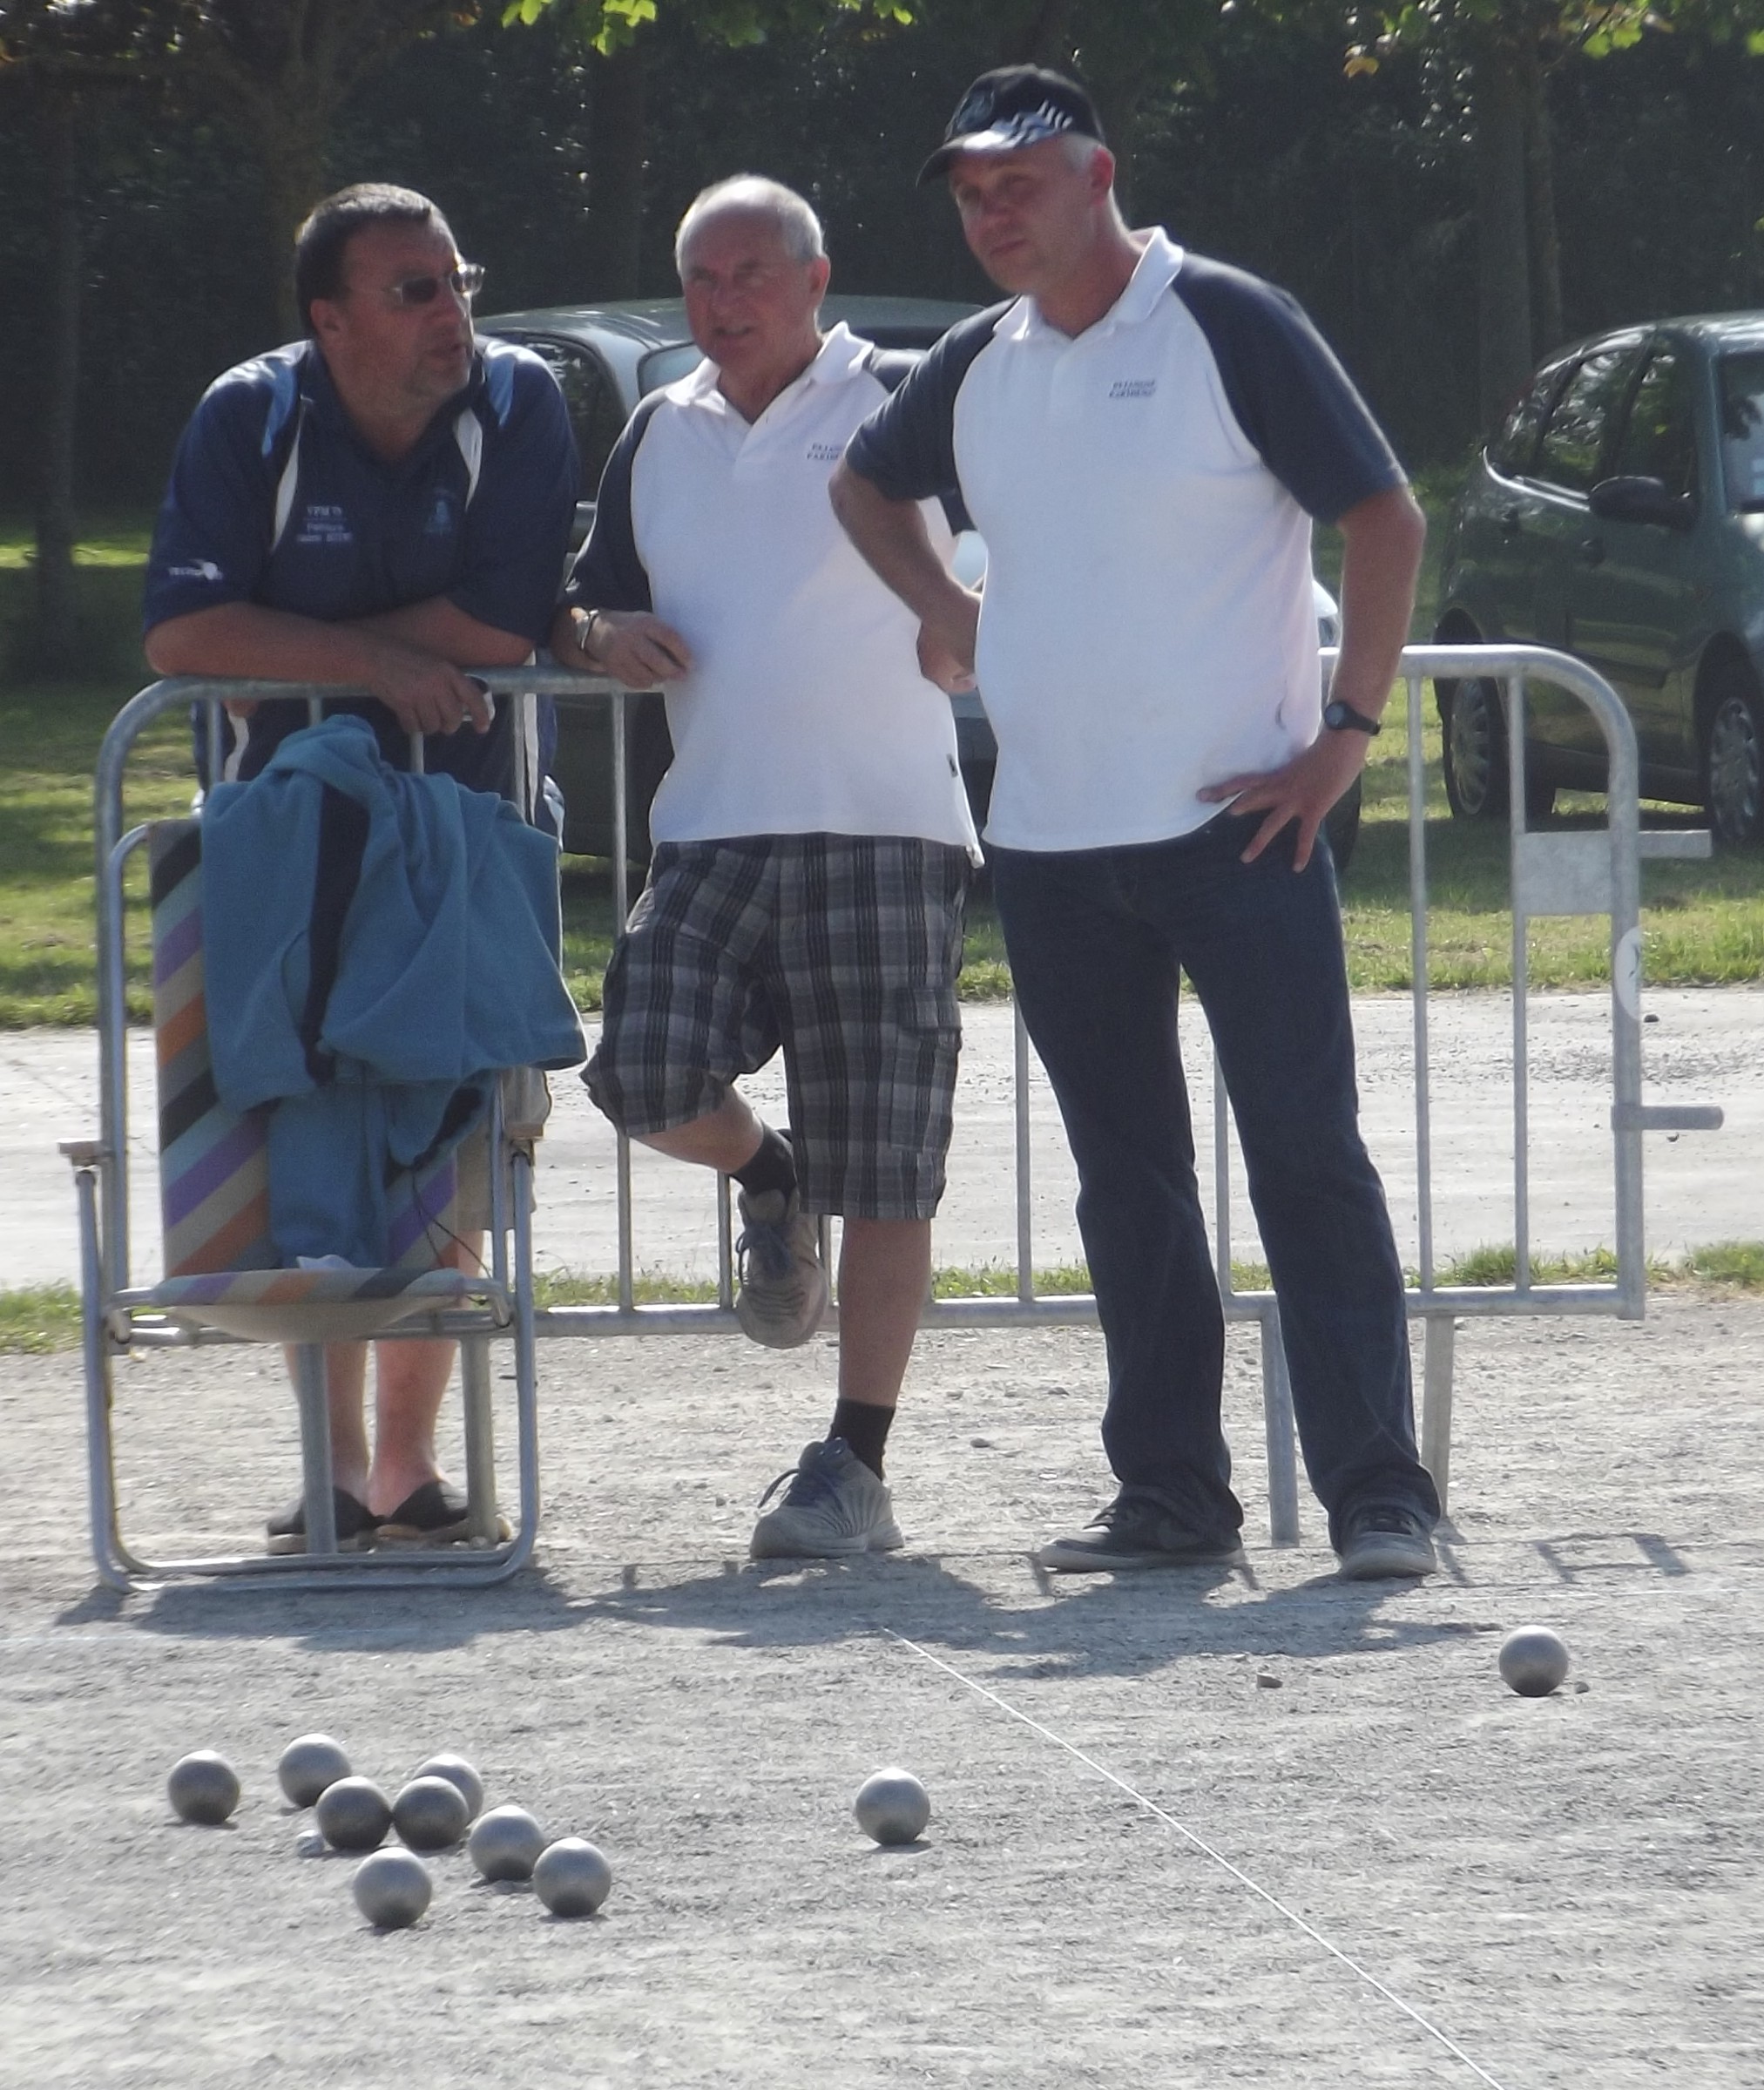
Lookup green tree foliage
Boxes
[1331,0,1764,419]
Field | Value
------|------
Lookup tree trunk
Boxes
[1471,33,1533,429]
[35,93,81,678]
[585,40,645,297]
[1519,37,1565,356]
[248,92,333,341]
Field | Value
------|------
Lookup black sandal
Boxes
[266,1487,378,1555]
[375,1480,507,1546]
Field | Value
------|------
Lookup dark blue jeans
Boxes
[992,815,1438,1551]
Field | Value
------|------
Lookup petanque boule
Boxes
[277,1733,352,1809]
[467,1803,546,1883]
[314,1775,393,1852]
[1498,1625,1571,1697]
[352,1848,433,1930]
[532,1837,613,1918]
[410,1752,483,1821]
[167,1751,240,1826]
[854,1767,930,1846]
[393,1775,470,1853]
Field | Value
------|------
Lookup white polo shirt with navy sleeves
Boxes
[843,230,1404,853]
[564,322,980,857]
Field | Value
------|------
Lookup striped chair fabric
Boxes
[145,821,473,1315]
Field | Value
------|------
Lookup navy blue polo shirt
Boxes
[144,336,578,799]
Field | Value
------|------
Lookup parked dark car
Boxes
[481,296,1359,868]
[1435,312,1764,844]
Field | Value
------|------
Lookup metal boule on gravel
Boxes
[352,1848,432,1930]
[467,1803,545,1883]
[314,1775,393,1852]
[277,1733,352,1808]
[1498,1625,1571,1697]
[167,1751,240,1825]
[854,1767,930,1846]
[531,1837,612,1918]
[410,1753,483,1821]
[393,1775,470,1853]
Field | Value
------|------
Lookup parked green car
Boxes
[1435,312,1764,844]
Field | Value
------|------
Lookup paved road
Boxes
[4,985,1756,1289]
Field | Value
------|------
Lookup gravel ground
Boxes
[3,1297,1762,2087]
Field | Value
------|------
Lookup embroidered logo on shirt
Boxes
[422,490,456,538]
[294,503,354,549]
[168,559,224,582]
[1108,379,1157,400]
[806,442,844,463]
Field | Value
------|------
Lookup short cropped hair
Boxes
[294,184,449,335]
[674,176,827,274]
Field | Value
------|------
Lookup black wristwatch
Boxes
[1322,699,1382,736]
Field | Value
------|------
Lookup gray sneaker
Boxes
[1336,1505,1437,1579]
[733,1185,829,1349]
[749,1438,904,1559]
[1037,1491,1244,1573]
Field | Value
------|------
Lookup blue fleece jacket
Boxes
[202,715,584,1265]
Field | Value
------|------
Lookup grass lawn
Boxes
[3,500,1762,1022]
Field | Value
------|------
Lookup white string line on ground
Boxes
[883,1627,1513,2090]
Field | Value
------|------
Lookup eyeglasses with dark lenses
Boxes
[383,262,485,308]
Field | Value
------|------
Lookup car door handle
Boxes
[1498,505,1523,538]
[1578,536,1605,567]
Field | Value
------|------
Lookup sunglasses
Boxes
[380,262,485,309]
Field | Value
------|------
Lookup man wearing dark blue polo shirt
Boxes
[144,183,578,1552]
[833,69,1440,1580]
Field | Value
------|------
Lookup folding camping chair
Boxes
[66,808,544,1593]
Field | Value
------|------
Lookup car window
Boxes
[1718,351,1764,511]
[510,335,626,494]
[1489,360,1568,477]
[1608,348,1697,499]
[639,344,705,394]
[1535,345,1641,492]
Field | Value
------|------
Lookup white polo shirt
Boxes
[845,230,1404,852]
[564,323,979,856]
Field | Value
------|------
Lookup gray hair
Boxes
[675,176,827,273]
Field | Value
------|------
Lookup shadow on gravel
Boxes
[101,1560,591,1653]
[578,1552,1487,1681]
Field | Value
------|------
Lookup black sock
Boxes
[732,1124,797,1200]
[830,1399,894,1478]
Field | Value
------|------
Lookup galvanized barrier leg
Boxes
[72,1159,131,1590]
[461,1334,499,1543]
[1260,1306,1301,1546]
[291,1343,339,1555]
[1421,1315,1456,1512]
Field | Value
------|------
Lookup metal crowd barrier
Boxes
[89,650,1722,1552]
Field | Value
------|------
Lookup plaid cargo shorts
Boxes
[584,834,970,1220]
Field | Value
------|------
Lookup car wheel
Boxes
[1440,675,1509,820]
[1321,773,1362,874]
[1702,664,1764,848]
[1438,676,1556,822]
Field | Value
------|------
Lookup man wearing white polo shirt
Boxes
[551,176,979,1559]
[831,67,1440,1579]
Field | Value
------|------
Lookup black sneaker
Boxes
[1335,1505,1437,1579]
[1036,1491,1243,1573]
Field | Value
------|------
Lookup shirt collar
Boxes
[303,338,483,458]
[678,322,868,419]
[1009,227,1187,345]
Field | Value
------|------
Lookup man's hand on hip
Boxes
[916,587,980,695]
[1198,726,1372,870]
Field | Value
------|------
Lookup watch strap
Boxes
[1323,699,1382,735]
